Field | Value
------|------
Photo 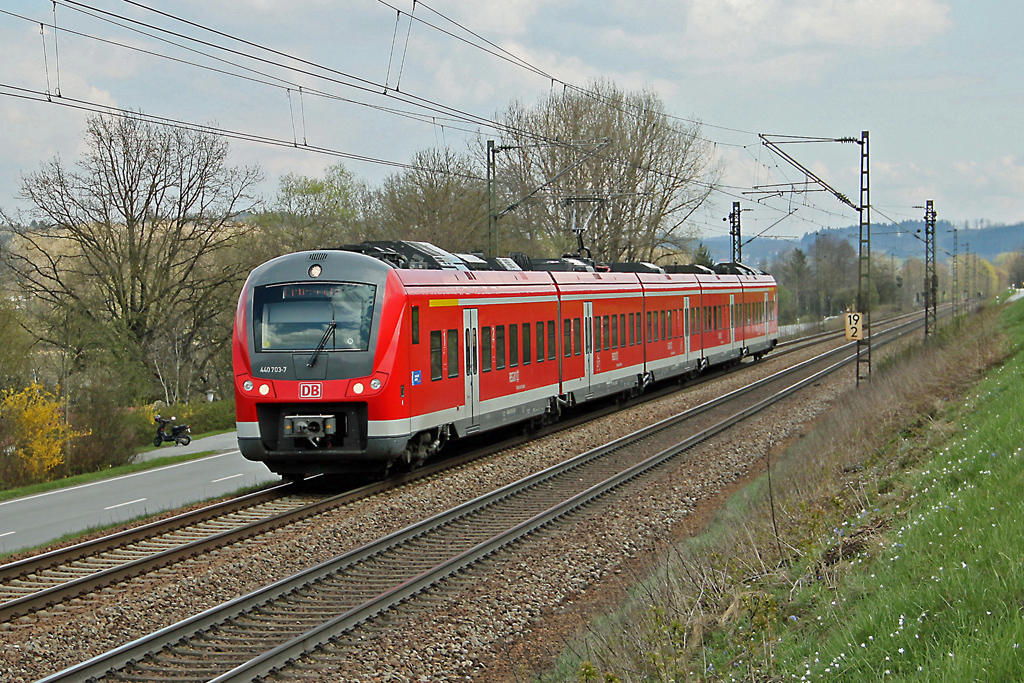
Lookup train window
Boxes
[628,313,635,345]
[411,306,420,345]
[522,322,531,365]
[667,310,673,339]
[573,318,582,356]
[536,321,545,362]
[661,310,666,341]
[646,311,652,343]
[253,282,376,353]
[482,327,492,372]
[496,325,506,370]
[548,320,557,360]
[430,331,443,381]
[509,324,519,368]
[620,314,626,348]
[563,319,572,358]
[603,316,611,350]
[611,315,618,349]
[447,329,459,378]
[593,316,601,353]
[636,311,642,346]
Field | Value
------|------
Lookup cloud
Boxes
[688,0,953,49]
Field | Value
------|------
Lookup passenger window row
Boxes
[481,320,557,374]
[427,299,775,382]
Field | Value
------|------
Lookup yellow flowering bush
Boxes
[0,383,88,485]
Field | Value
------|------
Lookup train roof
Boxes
[337,240,766,276]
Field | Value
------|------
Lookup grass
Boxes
[132,427,236,455]
[0,427,237,502]
[0,480,270,562]
[542,297,1024,683]
[0,450,218,503]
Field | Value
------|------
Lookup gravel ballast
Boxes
[0,341,857,683]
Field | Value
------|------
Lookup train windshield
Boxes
[253,282,377,352]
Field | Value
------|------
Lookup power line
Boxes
[0,81,484,179]
[5,1,851,235]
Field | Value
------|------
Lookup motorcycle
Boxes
[154,414,192,447]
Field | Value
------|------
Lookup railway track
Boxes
[0,310,924,624]
[38,314,925,683]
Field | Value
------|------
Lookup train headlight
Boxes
[243,380,254,392]
[259,384,270,396]
[352,382,364,394]
[370,378,382,390]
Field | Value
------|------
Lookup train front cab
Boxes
[233,251,412,477]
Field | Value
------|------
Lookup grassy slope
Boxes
[774,302,1024,680]
[548,298,1024,683]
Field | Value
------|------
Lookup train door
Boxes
[463,308,480,430]
[684,297,691,358]
[729,294,736,351]
[583,301,594,399]
[763,292,769,337]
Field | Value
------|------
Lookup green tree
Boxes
[776,248,814,320]
[250,163,362,263]
[692,242,715,268]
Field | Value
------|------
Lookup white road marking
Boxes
[104,498,147,510]
[211,473,245,483]
[0,450,242,508]
[0,531,15,538]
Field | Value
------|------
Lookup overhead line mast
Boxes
[754,131,871,385]
[923,200,937,337]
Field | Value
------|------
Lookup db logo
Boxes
[298,382,323,399]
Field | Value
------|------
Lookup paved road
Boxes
[0,432,279,555]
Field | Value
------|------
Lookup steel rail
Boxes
[0,309,925,623]
[38,317,923,683]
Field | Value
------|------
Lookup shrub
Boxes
[0,384,86,486]
[66,382,141,474]
[130,399,236,447]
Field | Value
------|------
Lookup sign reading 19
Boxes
[845,312,864,341]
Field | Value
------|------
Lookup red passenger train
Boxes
[233,241,778,479]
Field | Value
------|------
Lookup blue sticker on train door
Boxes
[412,370,421,385]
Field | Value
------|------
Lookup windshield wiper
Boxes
[307,320,336,368]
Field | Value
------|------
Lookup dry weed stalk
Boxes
[562,307,1009,682]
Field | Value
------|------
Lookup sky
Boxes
[0,0,1021,243]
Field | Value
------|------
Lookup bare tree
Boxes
[493,80,720,263]
[366,147,487,253]
[2,113,261,401]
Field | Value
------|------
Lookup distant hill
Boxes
[701,221,1024,267]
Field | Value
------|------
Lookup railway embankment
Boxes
[543,298,1024,682]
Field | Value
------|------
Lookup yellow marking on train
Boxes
[429,299,460,307]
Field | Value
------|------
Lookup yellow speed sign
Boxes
[845,312,864,341]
